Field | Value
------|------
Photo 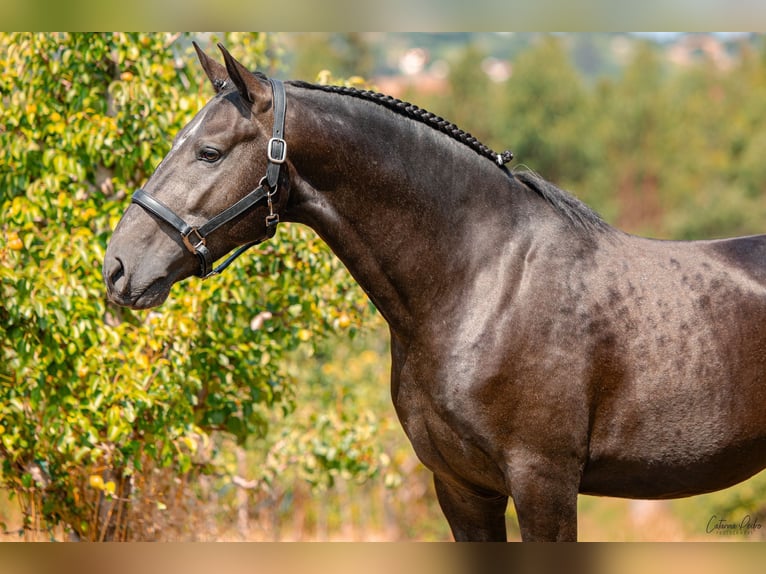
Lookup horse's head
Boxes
[103,43,289,309]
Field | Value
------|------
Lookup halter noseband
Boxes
[131,78,287,279]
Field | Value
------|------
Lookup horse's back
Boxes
[707,233,766,285]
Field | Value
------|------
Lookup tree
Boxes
[286,33,374,82]
[498,35,598,188]
[0,32,376,540]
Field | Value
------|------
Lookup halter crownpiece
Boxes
[131,78,288,279]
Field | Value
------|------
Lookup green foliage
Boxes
[285,33,375,82]
[0,32,371,540]
[263,334,390,493]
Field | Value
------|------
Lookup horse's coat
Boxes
[103,43,766,541]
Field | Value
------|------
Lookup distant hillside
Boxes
[278,32,761,85]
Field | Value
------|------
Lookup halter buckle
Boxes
[267,137,287,164]
[181,227,206,254]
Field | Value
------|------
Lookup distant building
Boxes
[666,34,735,69]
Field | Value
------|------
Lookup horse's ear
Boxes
[217,43,269,106]
[193,41,229,93]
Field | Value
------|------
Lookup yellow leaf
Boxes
[182,436,197,453]
[6,231,23,251]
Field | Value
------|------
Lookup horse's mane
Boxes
[513,169,611,233]
[289,81,610,234]
[289,81,514,169]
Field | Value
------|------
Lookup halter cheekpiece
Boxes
[131,78,288,279]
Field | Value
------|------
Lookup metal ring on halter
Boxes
[181,227,206,254]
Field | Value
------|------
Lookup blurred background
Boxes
[2,32,766,542]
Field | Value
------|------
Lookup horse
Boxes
[103,43,766,541]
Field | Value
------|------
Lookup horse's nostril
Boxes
[104,256,126,292]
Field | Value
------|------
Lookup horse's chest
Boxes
[392,378,509,493]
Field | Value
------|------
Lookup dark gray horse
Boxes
[103,43,766,541]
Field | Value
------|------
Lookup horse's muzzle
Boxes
[103,254,172,309]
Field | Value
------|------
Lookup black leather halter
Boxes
[131,78,287,279]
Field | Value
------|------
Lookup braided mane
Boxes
[286,81,610,235]
[289,81,514,169]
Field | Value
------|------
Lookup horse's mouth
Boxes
[131,286,172,309]
[106,279,172,310]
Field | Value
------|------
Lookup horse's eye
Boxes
[198,147,222,163]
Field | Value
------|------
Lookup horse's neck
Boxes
[283,90,528,336]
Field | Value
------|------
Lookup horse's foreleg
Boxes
[506,458,580,541]
[433,475,508,541]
